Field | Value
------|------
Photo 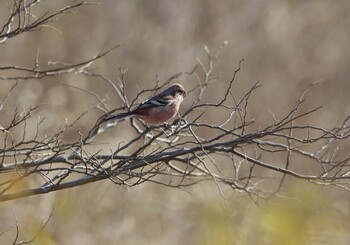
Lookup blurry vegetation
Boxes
[1,0,350,244]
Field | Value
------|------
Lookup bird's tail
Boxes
[85,112,134,143]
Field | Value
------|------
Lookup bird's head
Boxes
[169,84,186,102]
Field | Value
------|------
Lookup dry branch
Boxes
[1,44,350,203]
[1,2,350,204]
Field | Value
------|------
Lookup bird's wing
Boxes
[135,95,174,110]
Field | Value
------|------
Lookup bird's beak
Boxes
[182,90,187,97]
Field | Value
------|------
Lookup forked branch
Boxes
[1,44,349,203]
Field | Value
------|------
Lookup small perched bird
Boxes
[86,83,186,142]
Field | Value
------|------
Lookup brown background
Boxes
[1,0,350,244]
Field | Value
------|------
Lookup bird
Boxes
[85,83,186,142]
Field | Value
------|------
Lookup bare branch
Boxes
[0,4,349,205]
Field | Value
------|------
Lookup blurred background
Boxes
[1,0,350,244]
